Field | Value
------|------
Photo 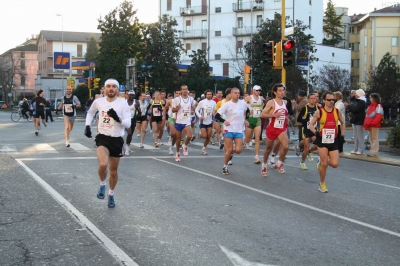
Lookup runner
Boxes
[163,89,181,155]
[309,91,345,193]
[195,89,216,155]
[244,85,264,164]
[214,88,233,164]
[215,88,249,175]
[211,90,224,145]
[172,85,195,161]
[124,90,138,155]
[135,91,149,148]
[56,86,81,147]
[84,78,131,207]
[32,90,47,136]
[158,90,167,143]
[148,91,165,147]
[296,93,319,170]
[189,91,198,141]
[261,84,289,177]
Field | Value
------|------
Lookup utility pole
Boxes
[281,0,286,85]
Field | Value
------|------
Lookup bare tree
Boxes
[316,64,351,93]
[0,53,24,102]
[223,37,249,79]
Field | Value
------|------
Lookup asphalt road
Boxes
[1,110,399,266]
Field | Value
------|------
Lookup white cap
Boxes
[253,85,261,91]
[128,90,135,95]
[201,94,205,97]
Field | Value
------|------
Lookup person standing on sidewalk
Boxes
[57,86,81,147]
[84,78,131,208]
[346,89,366,155]
[45,98,54,123]
[363,93,383,157]
[333,91,346,153]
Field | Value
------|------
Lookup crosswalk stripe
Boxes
[69,143,91,151]
[130,143,158,149]
[190,142,221,150]
[33,143,57,152]
[0,144,18,153]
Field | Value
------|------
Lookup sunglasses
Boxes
[254,89,261,91]
[325,99,335,102]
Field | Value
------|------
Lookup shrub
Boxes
[382,119,395,128]
[386,124,400,148]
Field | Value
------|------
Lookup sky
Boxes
[0,0,383,54]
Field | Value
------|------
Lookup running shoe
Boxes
[97,185,106,199]
[350,150,356,154]
[169,146,174,155]
[108,195,116,208]
[139,143,144,148]
[210,137,214,145]
[243,143,249,150]
[182,144,188,156]
[222,166,229,175]
[201,148,207,155]
[66,141,70,148]
[137,133,140,137]
[35,131,38,136]
[43,122,47,127]
[219,140,224,150]
[295,145,301,156]
[319,183,328,193]
[228,160,233,165]
[175,153,181,162]
[275,163,285,174]
[261,164,268,177]
[125,146,130,156]
[268,160,275,168]
[167,136,172,146]
[307,152,314,162]
[299,162,308,170]
[155,143,159,148]
[317,159,321,170]
[180,140,184,146]
[254,156,261,164]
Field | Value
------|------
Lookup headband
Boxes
[104,79,119,88]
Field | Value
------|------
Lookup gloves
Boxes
[107,108,121,122]
[55,109,59,115]
[340,135,346,143]
[84,125,92,138]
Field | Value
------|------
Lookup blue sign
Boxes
[119,85,125,92]
[54,52,70,69]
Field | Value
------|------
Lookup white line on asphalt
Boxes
[15,159,139,266]
[69,143,91,151]
[220,245,276,266]
[153,158,400,238]
[350,178,400,190]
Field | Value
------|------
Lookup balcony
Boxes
[232,1,264,12]
[232,26,259,36]
[180,5,207,16]
[179,29,208,39]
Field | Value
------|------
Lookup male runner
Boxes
[57,86,81,147]
[84,78,131,207]
[215,88,249,175]
[309,91,345,193]
[195,89,216,155]
[261,84,289,177]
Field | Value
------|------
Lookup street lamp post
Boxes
[56,14,64,96]
[250,0,254,87]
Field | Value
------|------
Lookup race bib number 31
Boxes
[322,128,335,144]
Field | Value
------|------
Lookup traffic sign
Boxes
[119,85,125,92]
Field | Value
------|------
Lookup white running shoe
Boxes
[175,153,181,162]
[182,144,189,156]
[168,146,173,155]
[139,143,144,148]
[167,136,172,146]
[66,141,70,148]
[125,145,130,156]
[201,148,207,155]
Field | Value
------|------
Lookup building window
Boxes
[257,15,263,27]
[186,20,191,31]
[21,52,25,58]
[349,43,354,51]
[391,55,398,63]
[351,59,359,68]
[185,43,191,54]
[356,42,360,51]
[309,0,312,4]
[392,37,398,46]
[215,31,221,36]
[215,54,221,60]
[364,36,367,47]
[364,53,367,64]
[215,7,221,13]
[202,42,207,50]
[186,0,191,7]
[223,63,229,76]
[237,40,243,53]
[21,60,25,70]
[349,27,354,34]
[237,17,243,28]
[309,16,311,30]
[21,76,25,86]
[167,0,172,11]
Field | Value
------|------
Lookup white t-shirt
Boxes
[173,96,195,125]
[217,100,248,133]
[86,97,131,137]
[195,99,216,125]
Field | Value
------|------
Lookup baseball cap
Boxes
[128,90,135,95]
[201,94,205,98]
[298,90,307,97]
[253,85,261,91]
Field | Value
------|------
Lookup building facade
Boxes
[160,0,324,78]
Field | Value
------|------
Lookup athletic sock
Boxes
[109,189,114,196]
[276,160,283,166]
[100,180,106,186]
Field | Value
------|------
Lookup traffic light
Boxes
[244,65,250,83]
[282,40,296,66]
[88,78,94,89]
[94,78,100,89]
[263,41,274,66]
[70,79,75,90]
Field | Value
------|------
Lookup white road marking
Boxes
[190,142,221,150]
[153,158,400,238]
[33,143,57,152]
[350,178,400,190]
[69,143,91,151]
[130,143,158,149]
[0,144,18,153]
[220,245,276,266]
[15,159,139,266]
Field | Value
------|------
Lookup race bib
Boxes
[274,116,285,128]
[322,128,335,144]
[153,107,161,117]
[64,104,73,113]
[99,109,115,129]
[205,107,213,118]
[252,107,262,118]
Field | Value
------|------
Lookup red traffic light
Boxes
[282,40,295,50]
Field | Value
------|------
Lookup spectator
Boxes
[291,90,307,142]
[45,98,54,122]
[364,93,383,157]
[334,91,346,153]
[345,89,366,155]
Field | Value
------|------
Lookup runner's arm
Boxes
[85,101,97,126]
[309,109,320,135]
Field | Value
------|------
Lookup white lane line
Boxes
[15,159,139,266]
[153,158,400,238]
[69,143,91,151]
[130,143,158,149]
[350,178,400,190]
[220,245,276,266]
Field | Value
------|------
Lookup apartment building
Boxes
[0,38,38,100]
[160,0,324,78]
[349,5,400,86]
